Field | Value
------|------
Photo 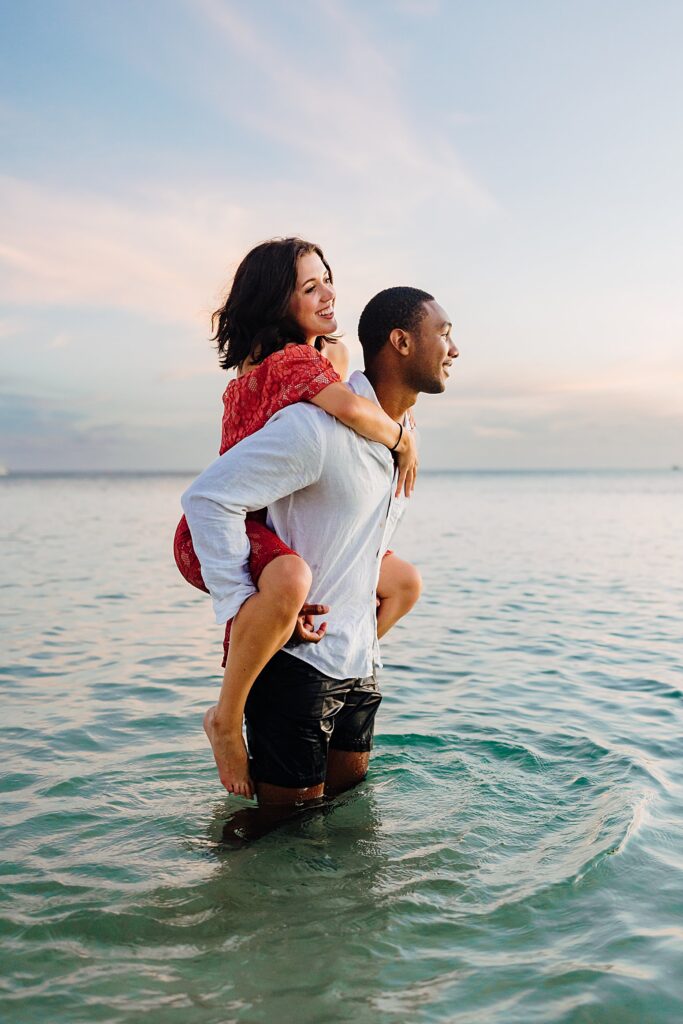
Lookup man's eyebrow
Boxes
[440,321,452,330]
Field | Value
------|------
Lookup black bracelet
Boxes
[390,421,403,452]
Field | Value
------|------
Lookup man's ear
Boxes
[388,327,410,356]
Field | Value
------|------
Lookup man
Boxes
[182,287,457,825]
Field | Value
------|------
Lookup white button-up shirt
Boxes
[181,371,407,679]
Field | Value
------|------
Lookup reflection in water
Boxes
[177,784,395,1023]
[206,789,357,848]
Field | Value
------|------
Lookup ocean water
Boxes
[2,469,682,1024]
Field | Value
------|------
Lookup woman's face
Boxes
[288,251,337,342]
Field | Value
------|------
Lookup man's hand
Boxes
[288,603,329,645]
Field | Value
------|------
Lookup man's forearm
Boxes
[182,476,255,624]
[181,407,324,623]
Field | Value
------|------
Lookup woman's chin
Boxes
[317,316,337,334]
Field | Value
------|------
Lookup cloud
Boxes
[0,166,479,355]
[414,362,683,434]
[417,374,683,469]
[0,3,496,338]
[3,2,679,471]
[47,332,71,350]
[0,175,258,327]
[0,382,221,471]
[0,317,24,340]
[0,388,92,467]
[191,0,495,215]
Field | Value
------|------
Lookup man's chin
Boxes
[410,374,446,395]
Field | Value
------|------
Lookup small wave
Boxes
[372,729,657,914]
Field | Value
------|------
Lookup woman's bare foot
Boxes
[203,706,254,799]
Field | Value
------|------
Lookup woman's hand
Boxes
[394,425,418,498]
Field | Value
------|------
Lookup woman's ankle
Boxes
[212,710,242,737]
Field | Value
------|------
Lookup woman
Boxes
[175,238,422,798]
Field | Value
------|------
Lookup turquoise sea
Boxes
[2,470,682,1023]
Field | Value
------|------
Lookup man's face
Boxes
[408,300,458,394]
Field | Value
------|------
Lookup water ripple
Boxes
[2,471,683,1022]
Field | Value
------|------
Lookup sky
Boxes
[1,0,682,471]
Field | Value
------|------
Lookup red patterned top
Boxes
[173,344,341,596]
[218,344,341,454]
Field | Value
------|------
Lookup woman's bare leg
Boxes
[204,555,312,798]
[375,553,422,640]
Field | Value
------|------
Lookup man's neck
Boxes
[364,367,417,420]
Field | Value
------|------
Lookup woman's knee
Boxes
[259,554,312,610]
[399,562,422,606]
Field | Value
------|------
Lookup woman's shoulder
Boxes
[277,343,324,362]
[318,338,349,379]
[225,348,288,388]
[234,344,319,373]
[224,344,337,401]
[263,343,334,377]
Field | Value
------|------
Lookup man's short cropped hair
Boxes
[358,286,434,364]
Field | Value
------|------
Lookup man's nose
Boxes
[449,339,459,359]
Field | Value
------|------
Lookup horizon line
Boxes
[1,466,680,478]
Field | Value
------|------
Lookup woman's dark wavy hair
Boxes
[212,237,334,370]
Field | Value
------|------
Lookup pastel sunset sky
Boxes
[1,0,681,471]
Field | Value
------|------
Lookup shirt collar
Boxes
[348,369,380,404]
[348,370,410,428]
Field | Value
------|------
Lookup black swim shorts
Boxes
[244,650,382,789]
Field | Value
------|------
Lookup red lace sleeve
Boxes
[273,344,341,404]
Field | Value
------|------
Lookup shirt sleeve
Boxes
[181,405,326,624]
[275,345,341,405]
